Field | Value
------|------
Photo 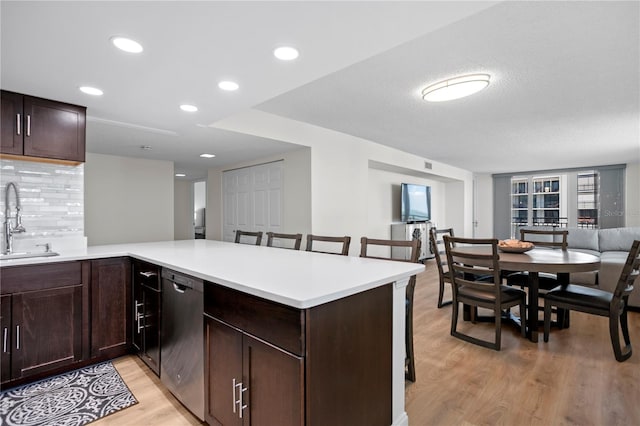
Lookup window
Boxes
[577,170,599,228]
[510,175,567,235]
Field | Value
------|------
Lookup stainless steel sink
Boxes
[0,251,60,260]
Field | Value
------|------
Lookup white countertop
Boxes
[0,240,424,309]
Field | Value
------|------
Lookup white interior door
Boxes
[222,161,283,243]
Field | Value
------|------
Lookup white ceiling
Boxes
[2,1,638,179]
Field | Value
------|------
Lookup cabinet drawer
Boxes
[1,261,85,294]
[132,259,160,290]
[204,283,305,356]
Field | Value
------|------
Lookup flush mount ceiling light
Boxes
[79,86,103,96]
[218,81,239,91]
[422,74,490,102]
[274,46,299,61]
[175,173,186,177]
[110,36,143,53]
[180,104,198,112]
[199,153,216,158]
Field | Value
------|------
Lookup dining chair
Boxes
[234,230,263,246]
[266,232,303,250]
[543,240,640,362]
[506,229,570,326]
[506,229,569,289]
[429,227,455,308]
[444,236,526,350]
[360,237,421,382]
[305,234,351,256]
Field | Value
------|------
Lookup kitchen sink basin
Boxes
[0,251,60,260]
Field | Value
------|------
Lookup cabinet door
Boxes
[91,258,131,358]
[141,286,161,375]
[22,95,86,162]
[11,285,84,380]
[205,317,243,426]
[132,281,144,352]
[243,334,304,426]
[0,90,23,155]
[1,295,11,384]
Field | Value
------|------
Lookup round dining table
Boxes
[461,247,601,342]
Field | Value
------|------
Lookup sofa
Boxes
[520,226,640,308]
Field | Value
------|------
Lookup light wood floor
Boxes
[99,260,640,425]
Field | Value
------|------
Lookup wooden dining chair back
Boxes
[234,230,263,246]
[266,232,303,250]
[360,237,421,382]
[444,236,526,351]
[520,229,568,249]
[544,240,640,362]
[429,227,455,308]
[507,229,570,292]
[305,234,351,256]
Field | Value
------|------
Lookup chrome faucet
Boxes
[4,182,26,254]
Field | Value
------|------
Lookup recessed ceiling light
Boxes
[218,81,239,91]
[422,74,490,102]
[175,173,186,177]
[79,86,103,96]
[199,153,216,158]
[111,36,143,53]
[274,46,299,61]
[180,104,198,112]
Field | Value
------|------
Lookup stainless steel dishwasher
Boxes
[160,268,204,421]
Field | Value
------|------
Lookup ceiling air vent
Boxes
[424,161,433,170]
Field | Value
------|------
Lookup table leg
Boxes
[557,272,570,328]
[527,272,539,342]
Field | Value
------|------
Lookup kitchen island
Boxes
[1,239,424,425]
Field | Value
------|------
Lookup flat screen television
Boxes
[401,183,431,223]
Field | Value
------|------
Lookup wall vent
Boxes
[424,161,433,170]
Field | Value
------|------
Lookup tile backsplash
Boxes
[0,158,86,253]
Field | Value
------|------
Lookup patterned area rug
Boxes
[0,361,137,426]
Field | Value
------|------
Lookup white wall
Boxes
[174,179,193,240]
[474,173,494,238]
[206,147,312,241]
[213,110,474,255]
[84,153,174,245]
[366,168,447,239]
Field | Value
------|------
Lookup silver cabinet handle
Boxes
[26,115,31,137]
[16,114,21,135]
[239,381,247,418]
[135,301,144,334]
[139,271,157,278]
[233,378,238,413]
[16,325,20,350]
[2,327,7,353]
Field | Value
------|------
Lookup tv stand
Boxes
[390,222,433,261]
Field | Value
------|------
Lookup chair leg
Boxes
[610,309,633,362]
[494,306,502,351]
[543,300,552,342]
[451,299,461,338]
[405,313,416,382]
[519,299,526,337]
[437,277,452,308]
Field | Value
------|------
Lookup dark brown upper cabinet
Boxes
[0,90,86,163]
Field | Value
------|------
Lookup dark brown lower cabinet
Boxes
[1,295,12,384]
[91,257,131,359]
[205,317,304,426]
[131,259,161,375]
[0,261,89,388]
[204,282,392,426]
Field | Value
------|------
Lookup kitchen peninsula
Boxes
[0,239,423,426]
